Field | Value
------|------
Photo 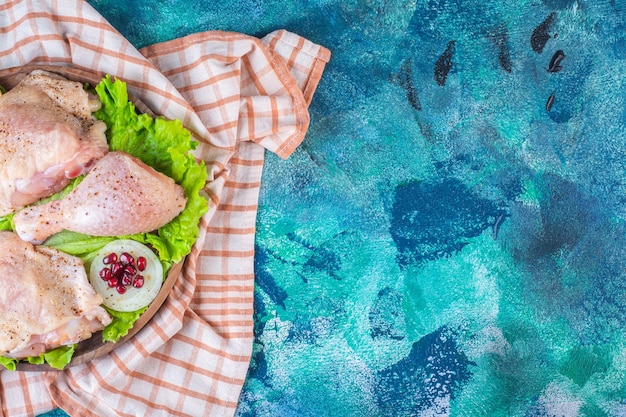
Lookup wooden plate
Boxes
[0,65,183,371]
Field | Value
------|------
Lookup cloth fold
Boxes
[0,1,330,416]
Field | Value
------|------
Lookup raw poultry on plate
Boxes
[0,70,108,216]
[0,69,195,364]
[15,151,187,244]
[0,231,111,359]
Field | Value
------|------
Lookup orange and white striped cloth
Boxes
[0,1,330,416]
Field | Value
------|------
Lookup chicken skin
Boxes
[0,70,108,216]
[0,231,111,359]
[14,151,187,243]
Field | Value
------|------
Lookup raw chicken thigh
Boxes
[0,70,108,216]
[0,231,111,359]
[14,151,187,243]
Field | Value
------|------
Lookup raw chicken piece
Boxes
[0,231,111,359]
[0,70,108,216]
[14,151,187,243]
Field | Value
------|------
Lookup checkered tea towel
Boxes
[0,1,330,416]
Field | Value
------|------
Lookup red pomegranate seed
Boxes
[116,285,126,294]
[107,277,118,288]
[136,256,147,271]
[99,268,112,281]
[120,252,134,265]
[123,264,136,276]
[121,275,132,286]
[111,262,125,277]
[103,253,117,264]
[133,275,144,288]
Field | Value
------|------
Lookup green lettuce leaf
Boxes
[101,307,148,342]
[0,76,208,371]
[0,214,13,231]
[26,345,76,370]
[0,356,15,371]
[44,231,116,261]
[0,345,76,371]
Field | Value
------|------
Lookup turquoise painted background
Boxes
[43,0,626,416]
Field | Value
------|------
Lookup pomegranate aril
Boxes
[102,253,117,264]
[116,285,127,294]
[123,264,136,276]
[133,275,144,288]
[121,275,132,286]
[111,262,125,277]
[120,252,134,265]
[99,268,112,280]
[107,277,118,288]
[137,256,147,271]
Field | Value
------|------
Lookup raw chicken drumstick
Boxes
[14,151,187,244]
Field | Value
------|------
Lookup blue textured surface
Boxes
[41,0,626,416]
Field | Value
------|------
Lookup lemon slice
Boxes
[89,239,163,312]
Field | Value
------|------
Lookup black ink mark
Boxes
[546,90,556,111]
[498,42,512,73]
[398,58,422,111]
[488,26,512,73]
[531,12,556,53]
[434,40,456,86]
[547,49,565,72]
